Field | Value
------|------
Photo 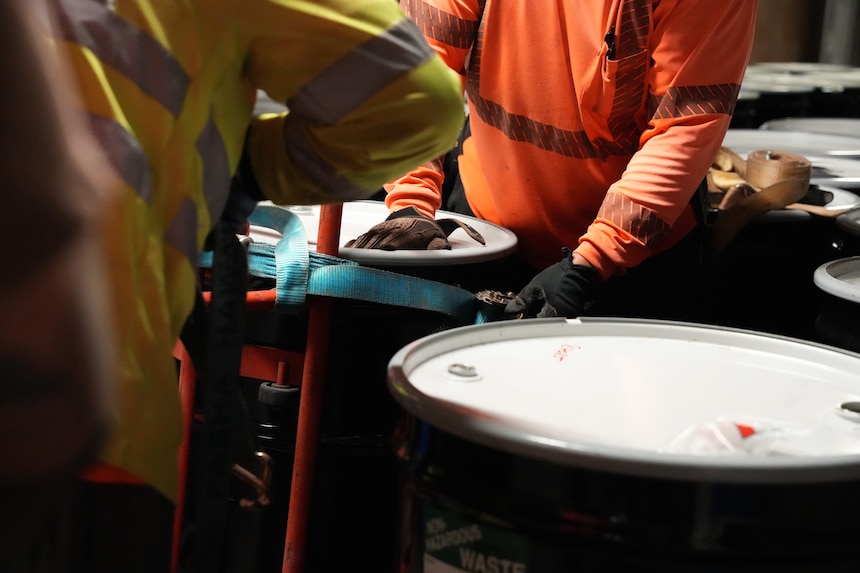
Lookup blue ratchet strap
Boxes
[200,204,490,324]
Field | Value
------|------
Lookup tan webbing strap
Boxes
[707,146,818,261]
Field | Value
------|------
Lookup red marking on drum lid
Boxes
[736,423,756,438]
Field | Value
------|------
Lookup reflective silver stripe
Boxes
[51,0,190,116]
[196,114,232,224]
[86,113,153,202]
[164,198,199,267]
[284,118,376,200]
[289,18,436,124]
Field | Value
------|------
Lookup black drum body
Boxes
[706,215,844,342]
[395,418,860,573]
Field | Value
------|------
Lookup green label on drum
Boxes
[422,504,528,573]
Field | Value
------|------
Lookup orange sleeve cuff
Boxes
[573,240,618,281]
[383,163,446,219]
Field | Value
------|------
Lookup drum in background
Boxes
[739,74,813,127]
[799,72,860,118]
[721,129,860,160]
[813,256,860,353]
[706,131,860,341]
[742,63,860,121]
[387,318,860,572]
[228,202,516,572]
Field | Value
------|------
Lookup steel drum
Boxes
[234,200,516,572]
[388,318,860,572]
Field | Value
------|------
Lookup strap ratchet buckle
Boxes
[475,290,522,321]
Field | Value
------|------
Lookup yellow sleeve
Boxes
[238,0,465,205]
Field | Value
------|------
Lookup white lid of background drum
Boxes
[736,88,760,100]
[747,62,854,75]
[248,200,517,266]
[814,256,860,303]
[388,318,860,483]
[722,129,860,158]
[743,73,844,96]
[760,118,860,139]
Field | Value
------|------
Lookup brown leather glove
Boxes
[345,207,486,250]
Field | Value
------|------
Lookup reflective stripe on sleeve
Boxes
[283,118,375,200]
[164,197,199,267]
[648,84,742,121]
[86,113,153,202]
[51,0,190,116]
[288,18,436,124]
[596,191,671,249]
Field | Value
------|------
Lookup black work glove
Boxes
[505,248,603,318]
[344,206,485,250]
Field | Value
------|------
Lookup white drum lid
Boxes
[746,62,854,75]
[759,118,860,139]
[814,256,860,303]
[247,200,517,266]
[722,130,860,189]
[742,73,843,94]
[388,318,860,483]
[736,88,761,101]
[722,129,860,158]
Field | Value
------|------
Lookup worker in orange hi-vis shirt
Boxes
[347,0,758,321]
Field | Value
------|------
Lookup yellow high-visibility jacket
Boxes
[48,0,464,501]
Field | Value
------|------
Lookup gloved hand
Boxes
[505,248,603,318]
[344,206,485,250]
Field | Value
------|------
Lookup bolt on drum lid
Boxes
[388,318,860,484]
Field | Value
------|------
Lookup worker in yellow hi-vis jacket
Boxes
[39,0,465,570]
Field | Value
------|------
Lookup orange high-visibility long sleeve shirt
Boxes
[386,0,757,278]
